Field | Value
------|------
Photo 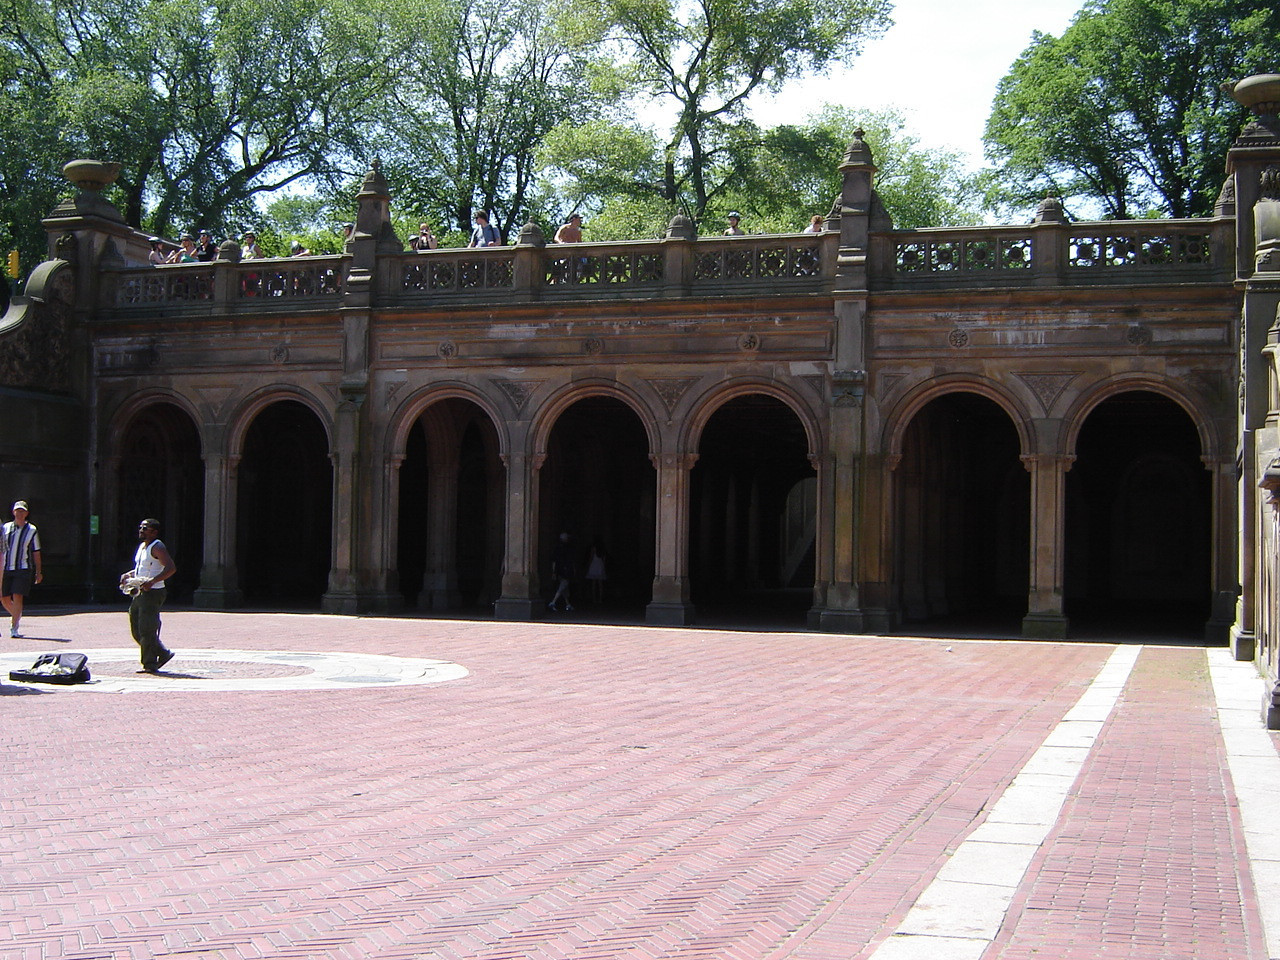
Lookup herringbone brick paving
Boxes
[0,611,1271,958]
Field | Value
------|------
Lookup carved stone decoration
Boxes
[1262,165,1280,202]
[1016,373,1080,414]
[948,328,969,348]
[270,343,290,364]
[0,287,73,393]
[832,370,866,407]
[438,340,457,359]
[737,332,761,352]
[798,374,826,400]
[383,379,406,410]
[582,337,604,356]
[1126,324,1153,346]
[55,232,79,264]
[191,386,240,422]
[494,379,541,413]
[1183,369,1225,402]
[646,377,698,417]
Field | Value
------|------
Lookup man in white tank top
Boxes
[120,518,176,672]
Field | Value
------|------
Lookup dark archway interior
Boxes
[1065,391,1210,637]
[690,394,816,621]
[397,399,503,610]
[237,401,332,605]
[896,392,1029,630]
[116,403,204,602]
[539,396,655,610]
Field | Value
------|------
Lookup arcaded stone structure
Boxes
[7,78,1280,722]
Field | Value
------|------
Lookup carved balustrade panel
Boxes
[116,266,215,305]
[237,259,346,299]
[895,234,1033,275]
[1067,231,1213,269]
[400,251,515,293]
[692,238,823,283]
[543,248,665,288]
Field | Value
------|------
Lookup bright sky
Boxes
[753,0,1087,170]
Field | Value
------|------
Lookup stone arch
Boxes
[108,394,205,601]
[891,387,1030,628]
[226,385,334,460]
[686,385,820,623]
[682,377,824,459]
[1062,384,1214,635]
[1062,374,1222,462]
[530,378,660,458]
[234,395,333,606]
[884,374,1035,461]
[386,381,510,460]
[393,386,506,611]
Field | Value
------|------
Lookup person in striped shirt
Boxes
[2,500,42,638]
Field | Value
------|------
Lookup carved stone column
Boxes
[1021,453,1072,639]
[646,452,697,625]
[321,396,362,614]
[495,451,542,619]
[193,451,243,608]
[1203,455,1238,646]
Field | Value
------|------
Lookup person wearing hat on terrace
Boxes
[290,240,312,257]
[147,237,167,265]
[724,212,745,236]
[554,213,583,243]
[194,229,218,261]
[2,500,42,638]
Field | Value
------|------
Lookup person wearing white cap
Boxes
[2,500,42,637]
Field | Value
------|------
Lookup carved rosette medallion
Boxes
[738,332,761,352]
[270,343,289,364]
[438,340,457,359]
[948,328,969,348]
[582,337,604,356]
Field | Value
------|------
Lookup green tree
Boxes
[984,0,1279,220]
[579,0,892,221]
[538,106,985,237]
[371,0,600,240]
[0,0,390,243]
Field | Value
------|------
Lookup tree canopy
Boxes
[984,0,1279,220]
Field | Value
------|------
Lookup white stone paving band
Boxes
[1207,647,1280,960]
[0,648,468,692]
[866,643,1141,960]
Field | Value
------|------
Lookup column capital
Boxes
[1020,453,1076,473]
[649,452,699,470]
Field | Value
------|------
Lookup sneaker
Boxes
[564,603,574,612]
[156,649,175,670]
[9,627,19,638]
[547,602,557,611]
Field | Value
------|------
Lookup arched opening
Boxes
[1065,390,1210,637]
[690,394,816,624]
[397,399,503,612]
[895,392,1028,631]
[115,403,204,601]
[539,396,655,612]
[236,400,332,606]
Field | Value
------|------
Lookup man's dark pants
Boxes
[129,589,167,666]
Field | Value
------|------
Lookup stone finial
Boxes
[665,214,696,241]
[50,159,125,223]
[63,160,121,191]
[840,128,875,170]
[516,222,546,247]
[1223,74,1280,117]
[356,157,391,202]
[1215,176,1236,216]
[1032,194,1068,224]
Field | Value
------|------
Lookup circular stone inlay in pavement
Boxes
[0,648,468,693]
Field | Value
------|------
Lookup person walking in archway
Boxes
[548,532,575,612]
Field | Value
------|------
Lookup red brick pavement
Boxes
[987,646,1266,960]
[0,611,1264,959]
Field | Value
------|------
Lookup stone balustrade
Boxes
[98,216,1234,317]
